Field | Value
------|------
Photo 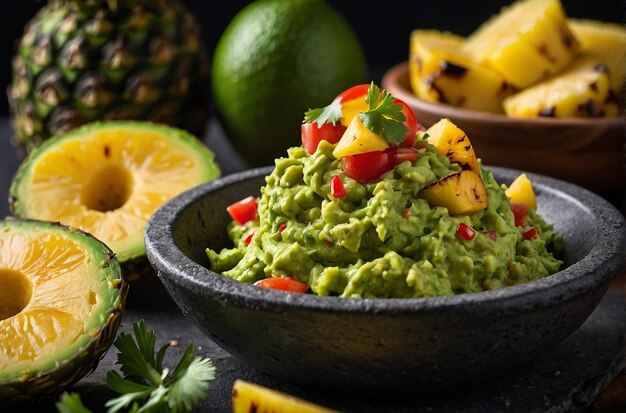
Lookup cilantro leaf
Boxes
[104,320,215,413]
[56,392,93,413]
[303,102,342,126]
[359,82,408,145]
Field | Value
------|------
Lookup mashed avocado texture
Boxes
[207,141,562,298]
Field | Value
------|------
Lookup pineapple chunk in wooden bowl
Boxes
[382,62,626,193]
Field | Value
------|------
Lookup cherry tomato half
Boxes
[227,196,258,225]
[341,150,396,183]
[301,122,346,155]
[254,277,309,293]
[332,84,371,104]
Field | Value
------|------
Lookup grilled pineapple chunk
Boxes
[465,0,580,88]
[232,380,337,413]
[505,173,537,209]
[569,19,626,93]
[409,30,512,113]
[421,170,488,215]
[425,118,480,173]
[503,56,617,118]
[333,116,389,158]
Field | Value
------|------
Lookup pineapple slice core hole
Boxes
[81,164,134,212]
[0,269,32,320]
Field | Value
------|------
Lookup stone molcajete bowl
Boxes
[145,166,626,393]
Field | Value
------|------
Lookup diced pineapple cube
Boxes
[333,116,389,158]
[569,19,626,92]
[340,97,369,127]
[232,380,337,413]
[465,0,580,88]
[505,173,537,209]
[421,170,488,215]
[503,55,614,118]
[425,118,480,173]
[409,30,512,113]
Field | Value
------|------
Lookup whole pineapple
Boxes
[8,0,209,151]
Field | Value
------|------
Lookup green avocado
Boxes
[207,141,563,298]
[0,219,127,401]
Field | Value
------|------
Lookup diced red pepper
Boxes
[244,233,254,245]
[510,203,529,227]
[484,230,497,241]
[523,227,538,240]
[254,277,309,293]
[330,175,346,198]
[402,208,411,218]
[227,196,258,225]
[278,223,287,233]
[456,223,476,241]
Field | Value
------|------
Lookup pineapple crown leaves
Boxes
[55,320,216,413]
[359,82,408,145]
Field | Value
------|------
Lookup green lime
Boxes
[212,0,368,165]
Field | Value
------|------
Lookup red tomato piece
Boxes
[484,230,497,241]
[394,147,420,164]
[402,208,411,218]
[523,227,538,240]
[278,223,287,233]
[254,277,309,293]
[332,84,371,104]
[456,223,476,241]
[244,233,254,245]
[227,196,258,225]
[341,150,395,182]
[330,175,347,198]
[510,203,529,227]
[301,122,346,155]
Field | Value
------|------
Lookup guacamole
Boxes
[207,141,562,298]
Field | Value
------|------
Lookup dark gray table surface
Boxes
[1,118,625,413]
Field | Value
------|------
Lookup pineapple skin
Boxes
[503,56,616,118]
[8,0,210,151]
[409,30,512,113]
[464,0,580,88]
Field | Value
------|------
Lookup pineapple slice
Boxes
[421,170,488,215]
[505,173,537,209]
[503,56,615,118]
[232,380,337,413]
[409,30,512,113]
[569,19,626,92]
[425,118,480,173]
[464,0,580,88]
[333,116,389,158]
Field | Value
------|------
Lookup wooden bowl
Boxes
[382,62,626,193]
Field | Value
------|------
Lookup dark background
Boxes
[1,0,623,116]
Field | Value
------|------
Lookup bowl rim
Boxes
[145,166,626,315]
[382,62,626,128]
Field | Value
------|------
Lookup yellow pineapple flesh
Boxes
[409,30,512,113]
[333,116,389,158]
[421,170,488,215]
[464,0,580,88]
[569,19,626,93]
[425,118,480,173]
[503,55,616,118]
[505,173,537,209]
[232,380,337,413]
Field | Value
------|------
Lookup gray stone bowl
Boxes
[145,166,626,393]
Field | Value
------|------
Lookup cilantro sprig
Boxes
[56,320,215,413]
[359,82,408,145]
[303,102,342,126]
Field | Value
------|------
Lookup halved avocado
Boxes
[9,121,220,265]
[0,219,127,400]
